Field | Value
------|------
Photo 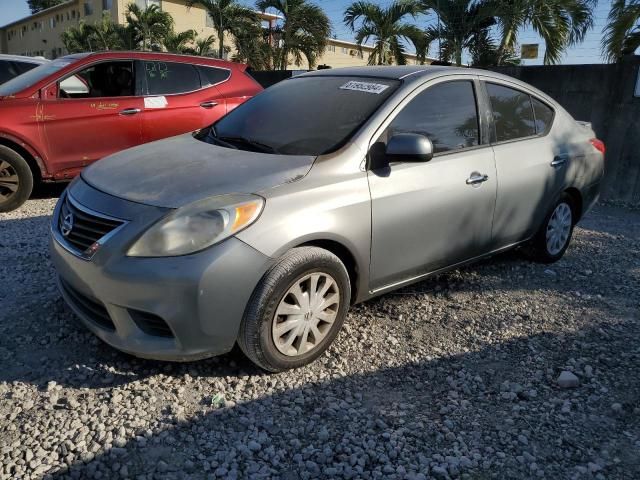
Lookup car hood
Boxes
[81,134,316,209]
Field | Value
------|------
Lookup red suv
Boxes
[0,51,262,212]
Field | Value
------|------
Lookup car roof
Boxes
[0,54,49,64]
[62,51,245,69]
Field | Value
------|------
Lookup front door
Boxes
[368,78,497,291]
[41,60,143,177]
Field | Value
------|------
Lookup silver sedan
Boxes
[50,66,605,372]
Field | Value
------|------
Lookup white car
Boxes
[0,54,47,84]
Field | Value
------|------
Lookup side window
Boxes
[381,80,480,154]
[145,61,200,95]
[59,61,134,98]
[532,97,554,135]
[486,83,536,142]
[197,66,231,87]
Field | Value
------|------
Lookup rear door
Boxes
[482,79,565,247]
[140,60,228,143]
[41,59,143,177]
[367,77,497,291]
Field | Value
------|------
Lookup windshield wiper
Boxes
[204,127,238,149]
[218,136,277,154]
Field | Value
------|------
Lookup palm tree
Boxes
[89,12,126,51]
[233,22,273,68]
[490,0,596,65]
[344,1,427,65]
[125,2,174,51]
[602,0,640,61]
[257,0,331,70]
[61,21,94,53]
[163,29,197,54]
[186,0,259,59]
[420,0,495,66]
[194,35,217,56]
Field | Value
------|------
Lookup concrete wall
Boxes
[491,58,640,205]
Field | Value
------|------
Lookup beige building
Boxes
[0,0,431,68]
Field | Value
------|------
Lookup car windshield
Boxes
[0,59,72,96]
[204,76,400,156]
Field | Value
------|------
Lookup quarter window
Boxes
[197,66,230,86]
[486,83,536,142]
[532,97,554,135]
[144,61,201,95]
[382,80,480,154]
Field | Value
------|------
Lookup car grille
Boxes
[59,278,115,331]
[57,194,124,257]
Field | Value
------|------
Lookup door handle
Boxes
[119,108,141,116]
[200,101,218,109]
[551,155,569,167]
[466,172,489,185]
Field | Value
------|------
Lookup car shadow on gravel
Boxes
[44,319,640,480]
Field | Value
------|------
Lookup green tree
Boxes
[186,0,259,60]
[344,1,427,65]
[194,35,217,56]
[61,21,94,53]
[28,0,64,14]
[420,0,495,66]
[491,0,595,64]
[233,22,273,68]
[602,0,640,61]
[125,2,174,51]
[257,0,331,69]
[163,29,198,54]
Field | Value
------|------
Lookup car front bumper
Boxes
[49,180,273,361]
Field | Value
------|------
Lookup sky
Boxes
[0,0,613,65]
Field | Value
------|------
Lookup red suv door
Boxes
[41,59,143,178]
[140,60,228,143]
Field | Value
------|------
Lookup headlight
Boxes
[127,194,264,257]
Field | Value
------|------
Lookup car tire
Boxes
[524,192,576,264]
[0,145,34,213]
[237,247,351,372]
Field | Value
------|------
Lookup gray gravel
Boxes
[1,193,639,480]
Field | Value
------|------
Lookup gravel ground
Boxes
[1,193,639,480]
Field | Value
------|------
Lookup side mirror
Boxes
[385,133,434,163]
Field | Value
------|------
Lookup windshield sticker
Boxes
[340,81,390,94]
[144,96,168,109]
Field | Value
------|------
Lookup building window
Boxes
[205,13,214,28]
[84,2,94,15]
[103,0,113,9]
[136,0,161,8]
[341,47,348,54]
[50,18,56,28]
[327,45,335,52]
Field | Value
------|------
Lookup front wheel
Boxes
[238,247,351,372]
[0,146,34,213]
[524,193,576,264]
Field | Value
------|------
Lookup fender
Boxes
[0,130,50,179]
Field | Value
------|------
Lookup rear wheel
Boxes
[0,145,33,213]
[525,193,576,263]
[238,247,351,372]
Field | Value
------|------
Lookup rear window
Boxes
[144,61,201,95]
[0,61,19,84]
[486,83,536,142]
[13,61,40,75]
[0,59,71,96]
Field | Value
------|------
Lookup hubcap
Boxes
[0,161,19,205]
[546,202,572,255]
[272,272,340,357]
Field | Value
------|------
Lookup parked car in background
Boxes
[0,51,262,212]
[50,66,605,372]
[0,54,48,85]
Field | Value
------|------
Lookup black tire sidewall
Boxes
[0,146,33,213]
[241,248,351,372]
